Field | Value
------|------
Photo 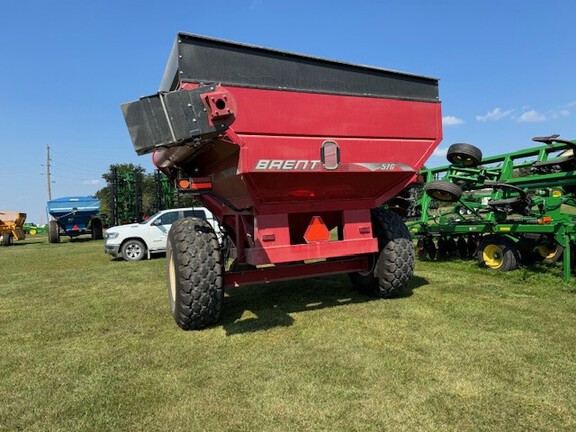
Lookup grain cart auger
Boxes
[121,33,442,330]
[0,211,26,246]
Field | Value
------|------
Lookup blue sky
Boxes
[1,1,574,223]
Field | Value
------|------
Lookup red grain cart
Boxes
[122,33,442,330]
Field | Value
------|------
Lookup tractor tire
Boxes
[2,233,12,246]
[447,143,483,167]
[121,239,146,261]
[348,209,414,298]
[48,221,60,244]
[91,218,103,240]
[424,180,463,202]
[167,217,224,330]
[477,235,520,271]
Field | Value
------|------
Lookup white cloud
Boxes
[82,179,101,185]
[518,110,546,122]
[442,115,464,126]
[476,108,515,122]
[432,147,448,157]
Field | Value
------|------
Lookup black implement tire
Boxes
[447,143,483,167]
[121,239,146,261]
[167,217,224,330]
[424,180,463,202]
[91,218,103,240]
[2,233,12,246]
[477,235,520,271]
[348,209,414,298]
[48,221,60,244]
[535,243,563,263]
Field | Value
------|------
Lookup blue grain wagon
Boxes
[46,196,103,243]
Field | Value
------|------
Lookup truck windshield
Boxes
[139,211,161,224]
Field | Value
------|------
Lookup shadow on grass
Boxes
[221,274,428,335]
[67,237,100,243]
[2,242,31,247]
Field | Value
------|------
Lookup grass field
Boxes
[1,237,575,431]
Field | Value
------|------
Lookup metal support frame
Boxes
[408,140,576,281]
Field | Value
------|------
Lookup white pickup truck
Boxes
[104,207,221,261]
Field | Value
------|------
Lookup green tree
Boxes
[94,164,201,226]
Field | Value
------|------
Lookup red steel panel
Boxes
[245,238,378,265]
[225,255,371,288]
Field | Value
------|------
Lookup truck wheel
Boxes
[477,235,520,271]
[447,143,483,167]
[166,217,224,330]
[349,209,414,298]
[48,221,60,244]
[424,180,463,202]
[121,239,146,261]
[91,218,103,240]
[2,233,12,246]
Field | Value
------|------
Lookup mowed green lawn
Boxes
[1,237,575,431]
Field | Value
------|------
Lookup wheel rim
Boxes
[483,244,504,269]
[537,245,558,260]
[452,154,475,166]
[430,190,455,201]
[168,249,176,309]
[126,243,142,259]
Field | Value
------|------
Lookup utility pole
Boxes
[46,145,52,201]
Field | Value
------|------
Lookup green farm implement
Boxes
[23,224,48,236]
[406,135,576,281]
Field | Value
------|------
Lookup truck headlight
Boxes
[105,232,119,239]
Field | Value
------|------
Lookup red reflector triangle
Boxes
[303,216,331,243]
[73,225,79,230]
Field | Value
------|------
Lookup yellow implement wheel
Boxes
[430,190,454,201]
[29,229,37,236]
[536,244,562,262]
[478,235,520,272]
[424,180,463,203]
[483,244,504,269]
[451,154,475,166]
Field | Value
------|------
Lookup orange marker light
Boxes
[178,179,191,189]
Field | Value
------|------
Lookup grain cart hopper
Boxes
[0,210,26,246]
[122,33,442,330]
[46,196,103,243]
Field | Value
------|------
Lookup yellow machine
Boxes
[0,211,26,246]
